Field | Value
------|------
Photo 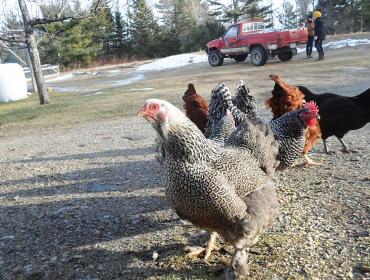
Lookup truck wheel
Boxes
[250,46,267,66]
[234,54,248,62]
[278,51,293,62]
[208,50,224,67]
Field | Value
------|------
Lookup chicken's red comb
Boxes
[304,101,319,114]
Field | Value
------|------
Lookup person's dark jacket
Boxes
[314,17,326,40]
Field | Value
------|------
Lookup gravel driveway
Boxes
[0,112,369,280]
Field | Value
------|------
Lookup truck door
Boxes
[221,26,240,55]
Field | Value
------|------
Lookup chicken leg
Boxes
[225,247,249,280]
[338,138,357,153]
[323,139,332,154]
[303,154,322,166]
[185,232,219,264]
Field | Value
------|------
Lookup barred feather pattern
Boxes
[268,109,308,168]
[161,120,274,241]
[216,83,280,176]
[205,80,258,137]
[208,113,236,143]
[233,80,258,122]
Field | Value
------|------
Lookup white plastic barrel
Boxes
[0,63,28,103]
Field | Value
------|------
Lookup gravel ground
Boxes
[0,112,369,280]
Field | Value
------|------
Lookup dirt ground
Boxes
[0,38,369,280]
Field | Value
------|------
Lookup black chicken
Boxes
[299,86,370,153]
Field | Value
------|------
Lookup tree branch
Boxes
[29,0,104,26]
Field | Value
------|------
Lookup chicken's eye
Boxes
[150,104,159,111]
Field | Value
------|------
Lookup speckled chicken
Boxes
[138,97,279,279]
[266,74,322,166]
[219,83,320,169]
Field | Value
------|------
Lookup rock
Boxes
[50,206,76,219]
[50,256,57,263]
[1,235,15,242]
[152,251,159,261]
[86,183,118,193]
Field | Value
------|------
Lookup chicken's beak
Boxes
[137,105,147,118]
[316,114,321,120]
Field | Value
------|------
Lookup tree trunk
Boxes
[18,0,49,105]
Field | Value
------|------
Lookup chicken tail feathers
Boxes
[212,83,280,176]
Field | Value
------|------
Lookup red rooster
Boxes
[182,83,208,133]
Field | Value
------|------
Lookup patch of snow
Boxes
[137,53,207,72]
[297,38,370,53]
[108,69,121,73]
[323,38,370,49]
[0,63,29,103]
[45,73,74,82]
[127,87,154,91]
[110,73,145,86]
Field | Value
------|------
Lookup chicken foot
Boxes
[225,247,249,280]
[184,232,219,264]
[303,154,322,166]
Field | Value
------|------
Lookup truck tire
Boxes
[234,54,248,62]
[278,51,293,62]
[208,50,224,67]
[250,46,267,66]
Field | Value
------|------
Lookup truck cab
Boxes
[206,20,308,66]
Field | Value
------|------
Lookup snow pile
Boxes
[323,38,370,49]
[45,73,74,82]
[137,53,207,72]
[297,38,370,53]
[0,63,29,103]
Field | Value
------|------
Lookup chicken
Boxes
[221,83,320,170]
[138,97,279,279]
[269,102,320,169]
[266,74,322,166]
[298,86,370,153]
[182,83,208,133]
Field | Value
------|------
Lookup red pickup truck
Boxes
[206,20,308,66]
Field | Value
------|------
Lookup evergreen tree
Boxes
[278,0,298,29]
[112,9,126,57]
[207,0,272,24]
[320,0,366,34]
[360,0,370,31]
[130,0,161,57]
[156,0,194,54]
[37,0,115,67]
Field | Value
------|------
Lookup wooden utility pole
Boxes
[18,0,49,104]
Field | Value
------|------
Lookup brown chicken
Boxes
[182,83,208,133]
[266,74,322,166]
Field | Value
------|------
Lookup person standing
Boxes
[305,14,315,59]
[313,10,326,60]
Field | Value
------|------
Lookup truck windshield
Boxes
[224,26,238,38]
